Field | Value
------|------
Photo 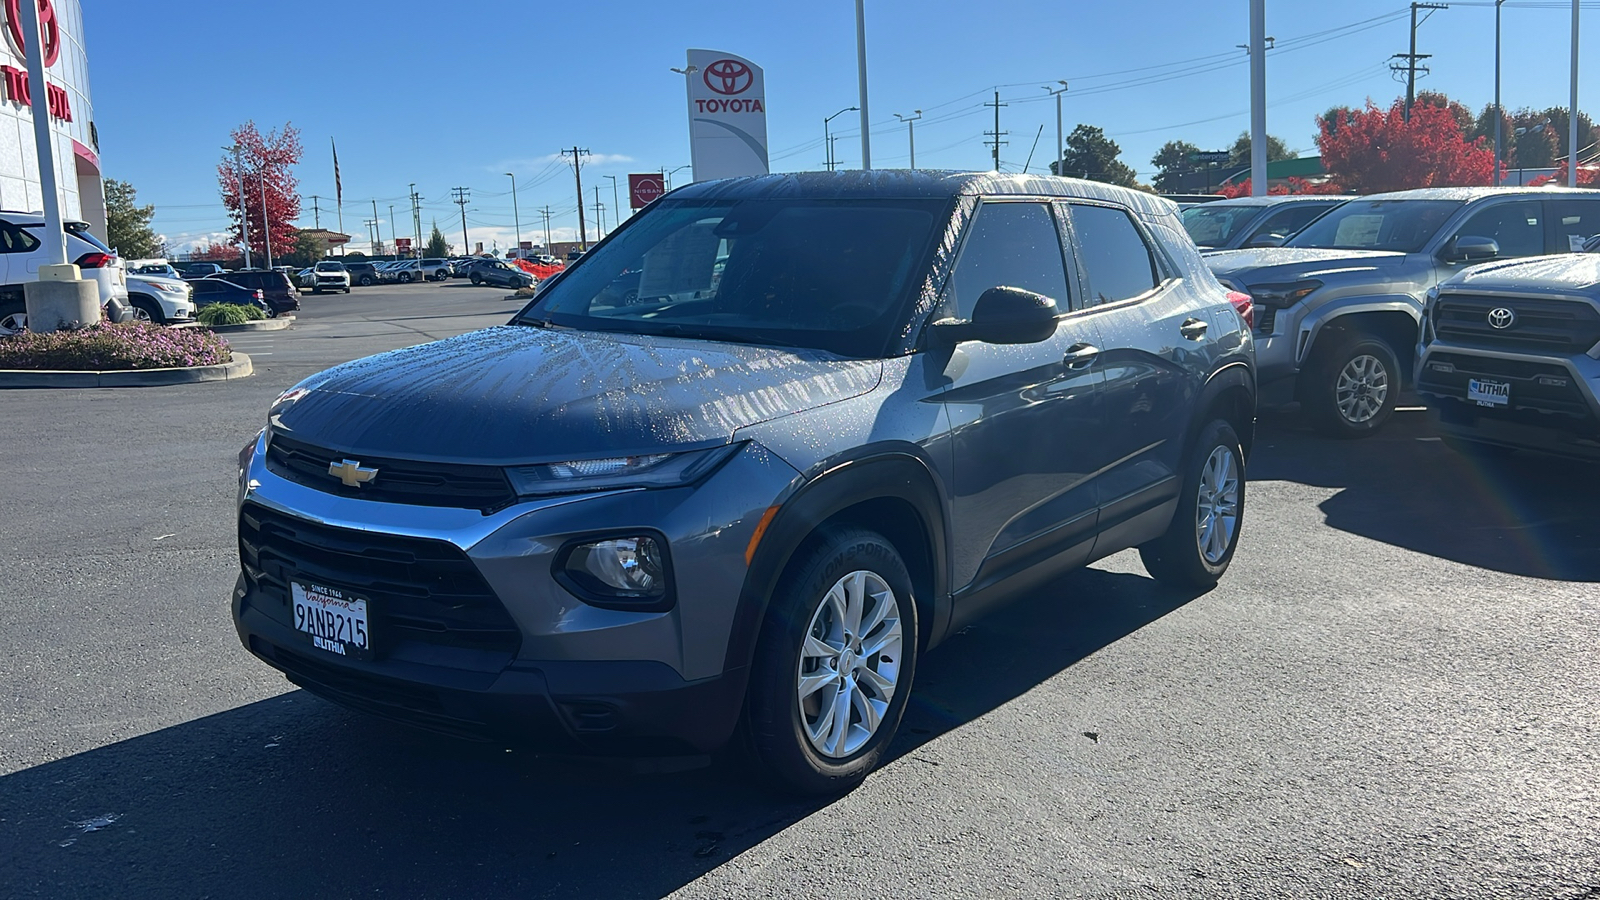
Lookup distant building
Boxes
[0,0,103,237]
[298,228,351,256]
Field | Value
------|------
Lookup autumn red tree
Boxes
[217,121,303,263]
[1528,160,1600,187]
[1216,176,1341,198]
[191,240,242,262]
[1316,100,1497,193]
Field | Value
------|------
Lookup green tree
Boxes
[424,221,450,258]
[1150,140,1201,192]
[1227,131,1295,168]
[1472,104,1516,168]
[105,178,161,259]
[1538,106,1599,162]
[1051,124,1137,187]
[282,229,323,267]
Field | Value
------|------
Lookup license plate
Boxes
[291,581,370,658]
[1468,378,1510,408]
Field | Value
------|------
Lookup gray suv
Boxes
[1207,187,1600,437]
[1417,253,1600,460]
[231,172,1255,794]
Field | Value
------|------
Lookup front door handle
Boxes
[1063,342,1099,369]
[1180,317,1209,340]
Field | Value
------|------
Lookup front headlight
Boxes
[1249,280,1323,308]
[506,444,740,497]
[152,281,187,294]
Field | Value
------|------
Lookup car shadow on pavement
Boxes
[0,568,1193,900]
[1250,408,1600,582]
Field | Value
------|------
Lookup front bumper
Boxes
[1417,346,1600,460]
[232,434,800,752]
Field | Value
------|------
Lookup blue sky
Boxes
[85,0,1593,253]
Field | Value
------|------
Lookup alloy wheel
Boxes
[1335,354,1389,424]
[1195,445,1240,565]
[0,311,27,335]
[796,569,903,759]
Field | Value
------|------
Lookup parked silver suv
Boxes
[1417,253,1600,461]
[1207,187,1600,436]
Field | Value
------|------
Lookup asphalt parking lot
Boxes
[2,281,1597,899]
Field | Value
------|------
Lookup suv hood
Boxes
[273,325,883,464]
[1444,253,1600,294]
[1205,247,1411,284]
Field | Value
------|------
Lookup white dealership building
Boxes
[0,0,103,237]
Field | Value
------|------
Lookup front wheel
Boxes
[746,528,919,795]
[1303,334,1400,438]
[470,273,482,285]
[399,272,413,283]
[359,275,374,286]
[1139,419,1245,590]
[0,302,24,335]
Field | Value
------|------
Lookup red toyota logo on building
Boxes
[5,0,60,67]
[703,59,752,96]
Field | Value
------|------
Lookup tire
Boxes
[1302,333,1401,438]
[130,296,165,324]
[470,273,482,285]
[399,272,413,283]
[1441,435,1516,460]
[359,275,374,286]
[746,527,919,795]
[0,301,25,335]
[343,287,351,294]
[1139,419,1245,590]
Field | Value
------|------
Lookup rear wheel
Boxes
[399,272,413,284]
[359,275,374,286]
[1303,333,1400,438]
[470,273,482,285]
[1,301,27,335]
[746,528,918,795]
[1139,419,1245,590]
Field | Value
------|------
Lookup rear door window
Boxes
[0,222,39,253]
[942,201,1071,319]
[1545,199,1600,252]
[1451,200,1545,258]
[1248,204,1334,244]
[1068,204,1161,305]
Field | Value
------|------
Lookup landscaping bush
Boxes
[196,304,266,326]
[0,321,233,371]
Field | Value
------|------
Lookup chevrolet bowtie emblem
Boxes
[329,458,379,488]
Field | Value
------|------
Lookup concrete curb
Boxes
[175,316,294,333]
[0,352,254,388]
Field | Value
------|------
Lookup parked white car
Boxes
[0,212,131,334]
[127,273,195,324]
[309,260,352,293]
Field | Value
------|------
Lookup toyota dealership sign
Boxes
[683,48,768,183]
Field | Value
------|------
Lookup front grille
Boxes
[1417,352,1594,419]
[1434,294,1600,354]
[265,432,516,512]
[239,502,522,659]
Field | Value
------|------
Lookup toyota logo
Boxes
[4,0,60,67]
[1486,307,1516,330]
[703,59,753,96]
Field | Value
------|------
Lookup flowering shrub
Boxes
[197,303,266,326]
[0,321,233,371]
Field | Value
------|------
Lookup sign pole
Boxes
[1249,0,1268,196]
[854,0,871,169]
[19,0,64,267]
[1571,0,1581,187]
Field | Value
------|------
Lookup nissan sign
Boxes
[629,173,665,209]
[683,48,769,183]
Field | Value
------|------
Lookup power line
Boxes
[984,91,1008,171]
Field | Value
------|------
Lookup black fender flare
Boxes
[722,450,952,676]
[1191,361,1257,460]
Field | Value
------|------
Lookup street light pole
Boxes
[895,111,922,169]
[1044,82,1068,176]
[1249,0,1268,196]
[824,107,858,172]
[854,0,871,168]
[506,172,521,258]
[605,175,621,226]
[1494,0,1505,186]
[227,144,252,269]
[1570,0,1581,187]
[261,171,274,268]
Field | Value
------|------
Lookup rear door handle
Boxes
[1063,342,1099,369]
[1180,317,1209,340]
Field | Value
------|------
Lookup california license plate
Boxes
[1468,378,1510,408]
[291,581,370,658]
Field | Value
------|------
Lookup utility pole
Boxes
[592,186,606,239]
[562,147,591,250]
[310,195,321,230]
[506,172,522,258]
[1250,0,1268,195]
[410,183,422,257]
[895,111,922,169]
[1044,82,1068,175]
[540,206,553,254]
[389,205,398,255]
[984,90,1008,171]
[260,170,274,268]
[365,219,378,256]
[371,199,381,256]
[1392,2,1448,122]
[228,144,252,268]
[451,187,470,255]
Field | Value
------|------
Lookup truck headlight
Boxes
[1250,280,1323,307]
[506,444,739,497]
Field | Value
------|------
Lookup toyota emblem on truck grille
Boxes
[1486,307,1516,329]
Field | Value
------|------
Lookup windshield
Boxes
[1287,199,1463,253]
[315,262,343,271]
[516,198,945,357]
[1181,204,1264,247]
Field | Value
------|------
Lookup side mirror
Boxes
[933,286,1059,345]
[1247,233,1286,248]
[1444,235,1499,263]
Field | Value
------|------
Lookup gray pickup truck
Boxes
[1207,187,1600,437]
[1417,253,1600,461]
